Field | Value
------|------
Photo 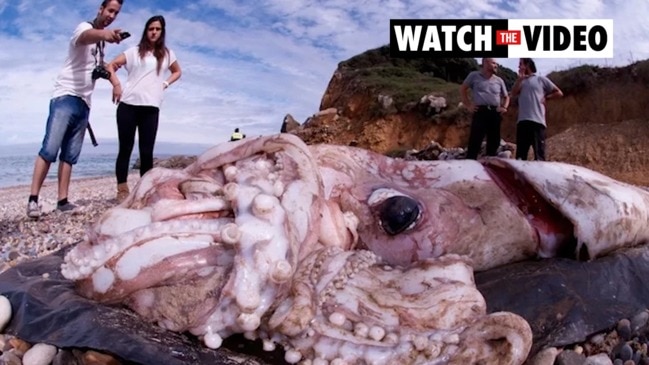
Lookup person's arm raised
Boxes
[76,28,123,46]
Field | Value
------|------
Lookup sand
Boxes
[0,172,140,270]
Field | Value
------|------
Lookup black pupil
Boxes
[376,196,420,235]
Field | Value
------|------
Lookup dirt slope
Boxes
[547,119,649,186]
[289,52,649,186]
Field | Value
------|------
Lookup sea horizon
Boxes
[0,139,216,189]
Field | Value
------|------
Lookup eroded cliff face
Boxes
[502,63,649,143]
[289,57,649,185]
[293,68,474,155]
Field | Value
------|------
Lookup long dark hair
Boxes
[138,15,168,74]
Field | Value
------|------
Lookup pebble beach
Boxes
[0,173,141,268]
[1,174,649,365]
[0,173,143,364]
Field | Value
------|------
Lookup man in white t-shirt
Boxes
[27,0,126,219]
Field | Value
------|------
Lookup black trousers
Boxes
[115,102,160,183]
[516,120,546,160]
[466,107,502,159]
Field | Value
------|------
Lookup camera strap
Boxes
[85,20,101,147]
[87,20,105,66]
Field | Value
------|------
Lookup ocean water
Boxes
[0,140,215,188]
[0,153,133,188]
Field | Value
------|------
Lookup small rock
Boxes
[53,349,81,365]
[23,343,58,365]
[526,346,559,365]
[633,351,643,364]
[631,310,649,334]
[618,319,633,340]
[0,350,22,365]
[0,295,12,332]
[82,350,123,365]
[556,349,587,365]
[7,250,20,261]
[8,337,31,355]
[584,353,614,365]
[618,343,634,362]
[590,333,607,346]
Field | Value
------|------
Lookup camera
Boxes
[119,31,131,40]
[92,64,111,80]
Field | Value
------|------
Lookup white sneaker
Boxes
[27,201,41,219]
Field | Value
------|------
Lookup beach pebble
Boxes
[8,337,31,355]
[52,349,80,365]
[0,295,12,332]
[0,350,22,365]
[82,349,122,364]
[615,342,634,362]
[590,333,607,346]
[618,319,632,341]
[526,346,558,365]
[584,353,614,365]
[556,349,586,365]
[22,343,58,365]
[631,310,649,334]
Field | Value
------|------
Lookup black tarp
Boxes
[0,246,285,365]
[475,245,649,356]
[1,244,649,364]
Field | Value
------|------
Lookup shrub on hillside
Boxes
[340,45,517,113]
[547,65,599,95]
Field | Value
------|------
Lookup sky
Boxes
[1,0,648,148]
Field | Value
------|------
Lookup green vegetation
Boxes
[356,67,462,110]
[547,65,599,95]
[339,45,517,114]
[635,60,649,83]
[547,59,649,94]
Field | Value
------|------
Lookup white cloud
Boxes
[0,0,647,147]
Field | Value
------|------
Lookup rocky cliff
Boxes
[289,46,518,155]
[288,45,649,186]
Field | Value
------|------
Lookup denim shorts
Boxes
[38,95,89,165]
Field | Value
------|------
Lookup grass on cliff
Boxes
[357,66,461,110]
[547,59,649,94]
[340,45,517,116]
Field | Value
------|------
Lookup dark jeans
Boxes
[516,120,546,160]
[466,107,502,159]
[115,102,160,184]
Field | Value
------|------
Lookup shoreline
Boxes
[0,170,140,204]
[0,173,116,191]
[0,171,141,269]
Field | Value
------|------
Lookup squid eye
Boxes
[374,195,421,235]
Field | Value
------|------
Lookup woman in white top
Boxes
[107,14,181,201]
